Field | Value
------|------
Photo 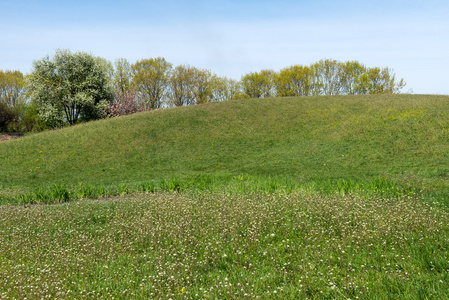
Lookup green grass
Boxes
[1,192,448,299]
[1,94,449,204]
[5,175,415,206]
[2,94,449,298]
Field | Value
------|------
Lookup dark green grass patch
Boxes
[1,174,416,206]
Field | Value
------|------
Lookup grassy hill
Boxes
[1,94,449,203]
[2,94,449,299]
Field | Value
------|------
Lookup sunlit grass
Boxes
[1,94,449,202]
[1,192,448,299]
[2,94,449,299]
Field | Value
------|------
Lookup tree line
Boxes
[0,49,406,132]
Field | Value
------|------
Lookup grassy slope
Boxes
[1,94,449,199]
[2,94,449,299]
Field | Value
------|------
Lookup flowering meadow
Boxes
[1,192,448,299]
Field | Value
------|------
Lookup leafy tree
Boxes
[209,75,228,102]
[276,65,314,97]
[26,49,113,127]
[226,77,247,100]
[363,67,406,94]
[340,61,367,95]
[210,76,245,102]
[170,67,237,105]
[83,56,115,122]
[95,57,114,81]
[168,65,195,107]
[0,70,27,108]
[311,59,345,95]
[18,102,48,132]
[94,57,114,94]
[241,72,264,98]
[132,57,172,109]
[191,67,215,104]
[269,59,406,98]
[0,70,27,131]
[113,58,134,97]
[241,70,276,98]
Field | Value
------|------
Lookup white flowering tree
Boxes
[27,49,113,127]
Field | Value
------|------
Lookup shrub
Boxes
[0,102,19,132]
[103,91,147,117]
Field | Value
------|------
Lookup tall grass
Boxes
[3,174,416,205]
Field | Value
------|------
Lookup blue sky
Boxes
[1,0,448,94]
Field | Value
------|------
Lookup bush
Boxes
[19,102,48,132]
[0,102,19,132]
[103,91,146,117]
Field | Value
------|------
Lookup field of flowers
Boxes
[1,192,448,299]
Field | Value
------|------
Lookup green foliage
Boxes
[276,65,314,96]
[359,66,407,94]
[168,64,196,106]
[26,49,113,127]
[241,69,276,98]
[3,54,409,134]
[132,57,172,109]
[209,76,244,102]
[168,65,225,106]
[190,67,215,104]
[113,58,134,96]
[265,59,407,98]
[18,102,48,132]
[17,184,70,204]
[0,69,27,108]
[0,82,46,132]
[0,101,19,132]
[313,58,344,95]
[0,69,28,132]
[341,60,368,94]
